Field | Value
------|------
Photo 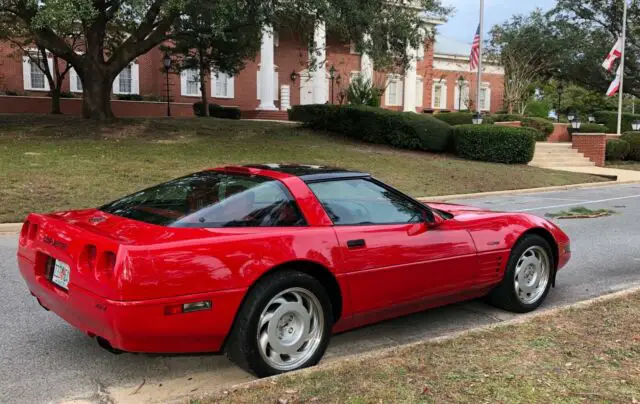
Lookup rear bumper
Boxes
[18,253,246,354]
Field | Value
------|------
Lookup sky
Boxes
[438,0,557,42]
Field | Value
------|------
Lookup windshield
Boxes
[99,171,306,228]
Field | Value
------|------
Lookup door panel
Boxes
[334,222,477,314]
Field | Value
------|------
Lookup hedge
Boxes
[116,94,144,101]
[621,132,640,160]
[573,123,608,133]
[193,102,241,119]
[594,110,640,133]
[289,104,453,152]
[433,112,475,126]
[489,114,554,140]
[606,139,630,161]
[453,125,536,164]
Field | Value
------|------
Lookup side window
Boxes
[308,179,424,225]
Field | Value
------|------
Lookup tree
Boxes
[0,0,448,120]
[487,10,563,114]
[165,0,262,117]
[550,0,640,98]
[0,13,80,113]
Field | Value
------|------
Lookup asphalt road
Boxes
[2,182,640,403]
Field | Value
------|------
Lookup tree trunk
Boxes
[200,58,209,117]
[81,63,115,120]
[50,87,62,114]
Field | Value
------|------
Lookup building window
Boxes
[432,81,447,109]
[212,71,234,98]
[479,86,491,111]
[181,69,201,97]
[386,75,403,106]
[23,51,51,91]
[416,76,424,107]
[454,81,470,111]
[114,63,139,95]
[70,68,83,93]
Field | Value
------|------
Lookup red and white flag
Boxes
[606,66,622,96]
[469,25,480,71]
[602,37,623,72]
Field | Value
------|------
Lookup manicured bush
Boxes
[621,132,640,160]
[433,112,475,126]
[573,123,608,133]
[289,104,453,152]
[594,110,640,133]
[606,139,630,161]
[116,94,144,101]
[453,124,536,164]
[193,102,241,119]
[490,114,554,140]
[526,100,552,119]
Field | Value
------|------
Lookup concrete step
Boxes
[530,161,596,167]
[531,142,596,168]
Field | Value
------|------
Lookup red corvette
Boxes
[18,164,570,377]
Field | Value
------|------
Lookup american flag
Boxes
[469,25,480,71]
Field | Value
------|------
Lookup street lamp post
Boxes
[329,65,337,104]
[457,76,464,111]
[163,53,172,117]
[556,83,564,122]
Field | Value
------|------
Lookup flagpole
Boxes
[476,0,485,114]
[617,0,628,135]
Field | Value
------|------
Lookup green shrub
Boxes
[5,90,19,96]
[289,104,453,152]
[490,114,554,140]
[192,102,241,119]
[116,94,144,101]
[621,132,640,160]
[346,75,383,107]
[573,123,608,133]
[594,110,640,133]
[433,112,475,126]
[453,125,536,164]
[526,100,552,119]
[606,139,630,161]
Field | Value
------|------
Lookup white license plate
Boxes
[51,260,71,290]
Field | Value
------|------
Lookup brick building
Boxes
[0,21,505,118]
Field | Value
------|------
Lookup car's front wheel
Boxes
[488,234,555,313]
[225,270,333,378]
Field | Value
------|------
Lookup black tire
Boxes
[487,234,555,313]
[224,270,333,378]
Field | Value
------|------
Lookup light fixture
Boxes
[290,70,298,82]
[571,118,581,130]
[162,53,172,70]
[329,64,337,80]
[588,115,596,123]
[567,111,576,122]
[632,120,640,131]
[472,112,483,125]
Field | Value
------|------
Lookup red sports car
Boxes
[17,164,570,377]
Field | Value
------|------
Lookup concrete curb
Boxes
[0,223,22,235]
[226,285,640,395]
[417,179,640,202]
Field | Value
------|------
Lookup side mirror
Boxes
[427,212,445,228]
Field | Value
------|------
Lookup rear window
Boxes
[99,171,306,228]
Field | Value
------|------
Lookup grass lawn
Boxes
[0,114,607,223]
[608,162,640,171]
[203,292,640,404]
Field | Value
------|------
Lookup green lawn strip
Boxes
[546,207,616,219]
[0,114,607,223]
[204,292,640,404]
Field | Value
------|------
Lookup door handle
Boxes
[347,239,366,249]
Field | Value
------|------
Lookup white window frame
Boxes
[432,80,447,110]
[23,51,54,91]
[180,69,201,97]
[415,76,424,107]
[70,68,83,93]
[211,71,235,99]
[256,66,279,100]
[113,62,139,95]
[350,41,359,55]
[454,80,470,111]
[350,71,361,84]
[479,83,491,111]
[385,74,403,107]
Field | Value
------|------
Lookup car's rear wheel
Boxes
[225,270,333,377]
[487,234,555,313]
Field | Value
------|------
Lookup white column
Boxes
[403,45,417,112]
[311,20,328,104]
[360,33,374,82]
[258,26,277,111]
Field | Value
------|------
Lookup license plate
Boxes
[51,260,71,290]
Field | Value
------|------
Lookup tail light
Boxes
[95,251,117,280]
[79,245,97,273]
[28,223,39,241]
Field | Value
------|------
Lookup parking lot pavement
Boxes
[2,182,640,403]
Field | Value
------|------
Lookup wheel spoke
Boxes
[259,311,274,331]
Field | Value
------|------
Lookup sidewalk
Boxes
[544,165,640,182]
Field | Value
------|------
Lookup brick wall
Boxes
[431,69,504,113]
[0,95,193,117]
[572,134,607,167]
[495,121,522,128]
[548,123,571,143]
